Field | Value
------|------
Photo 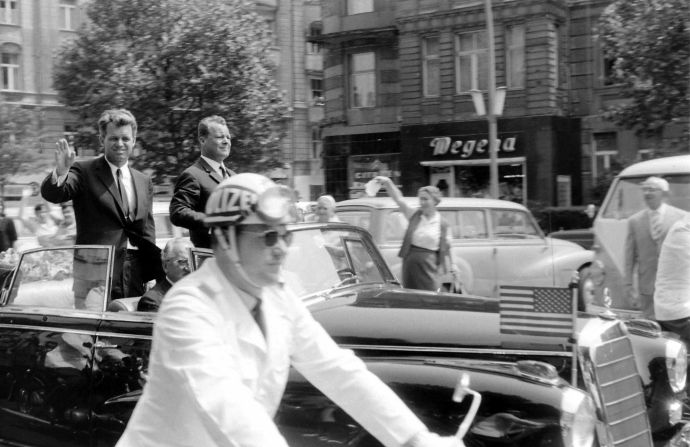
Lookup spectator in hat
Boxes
[624,176,686,318]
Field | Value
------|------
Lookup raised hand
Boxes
[55,138,76,176]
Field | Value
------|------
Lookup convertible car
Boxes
[0,223,687,446]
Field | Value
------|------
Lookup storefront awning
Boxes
[421,156,525,167]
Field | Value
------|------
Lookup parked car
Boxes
[548,227,595,250]
[335,197,594,305]
[582,155,690,317]
[0,223,686,446]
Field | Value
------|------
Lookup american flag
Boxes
[499,285,575,338]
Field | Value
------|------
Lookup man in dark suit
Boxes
[137,237,193,312]
[0,202,17,253]
[41,109,163,303]
[624,176,686,318]
[170,115,235,248]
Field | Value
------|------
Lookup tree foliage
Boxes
[53,0,289,182]
[598,0,690,136]
[0,97,43,182]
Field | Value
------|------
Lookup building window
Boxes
[59,0,77,31]
[455,30,488,93]
[506,25,525,89]
[1,45,20,91]
[0,0,18,24]
[310,78,324,105]
[311,127,322,159]
[593,132,618,179]
[602,57,617,86]
[350,52,375,108]
[347,0,373,15]
[307,22,322,54]
[423,36,440,97]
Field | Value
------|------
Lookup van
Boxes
[582,155,690,317]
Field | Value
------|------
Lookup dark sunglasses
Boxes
[243,229,293,247]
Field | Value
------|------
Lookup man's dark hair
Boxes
[98,109,138,139]
[198,116,228,139]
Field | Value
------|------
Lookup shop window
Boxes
[59,0,77,30]
[347,0,373,15]
[422,36,440,97]
[0,0,18,25]
[350,52,376,108]
[506,25,525,89]
[310,78,324,106]
[454,30,488,93]
[1,44,21,91]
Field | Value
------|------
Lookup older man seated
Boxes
[137,238,194,312]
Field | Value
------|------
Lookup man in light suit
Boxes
[41,109,163,303]
[117,174,460,447]
[169,115,235,248]
[624,176,686,318]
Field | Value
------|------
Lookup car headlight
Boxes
[666,339,687,393]
[561,387,596,447]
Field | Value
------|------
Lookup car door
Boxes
[0,246,113,447]
[90,313,153,447]
[441,209,497,297]
[489,209,554,289]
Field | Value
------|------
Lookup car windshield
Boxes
[283,228,386,297]
[192,227,387,298]
[600,174,690,219]
[5,246,111,310]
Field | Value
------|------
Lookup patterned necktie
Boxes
[220,166,228,179]
[650,210,663,241]
[116,168,131,222]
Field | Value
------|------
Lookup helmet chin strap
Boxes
[213,227,262,297]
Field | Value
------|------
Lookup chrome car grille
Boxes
[578,319,653,447]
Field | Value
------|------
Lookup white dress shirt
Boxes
[201,155,228,178]
[654,215,690,321]
[116,258,427,447]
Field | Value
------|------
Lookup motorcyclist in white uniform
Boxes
[116,173,463,447]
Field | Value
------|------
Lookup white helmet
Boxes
[204,173,297,227]
[205,173,296,294]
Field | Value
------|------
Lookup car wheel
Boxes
[578,265,594,311]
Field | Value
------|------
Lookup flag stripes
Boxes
[499,285,574,338]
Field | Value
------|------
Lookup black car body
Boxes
[0,224,686,446]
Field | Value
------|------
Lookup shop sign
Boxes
[348,154,400,198]
[428,135,520,160]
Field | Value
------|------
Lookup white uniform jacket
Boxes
[116,259,427,447]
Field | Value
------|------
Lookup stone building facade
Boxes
[317,0,688,205]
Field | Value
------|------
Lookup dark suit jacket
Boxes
[137,278,172,312]
[0,216,17,252]
[170,158,235,248]
[40,156,163,290]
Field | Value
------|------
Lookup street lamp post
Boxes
[470,0,506,199]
